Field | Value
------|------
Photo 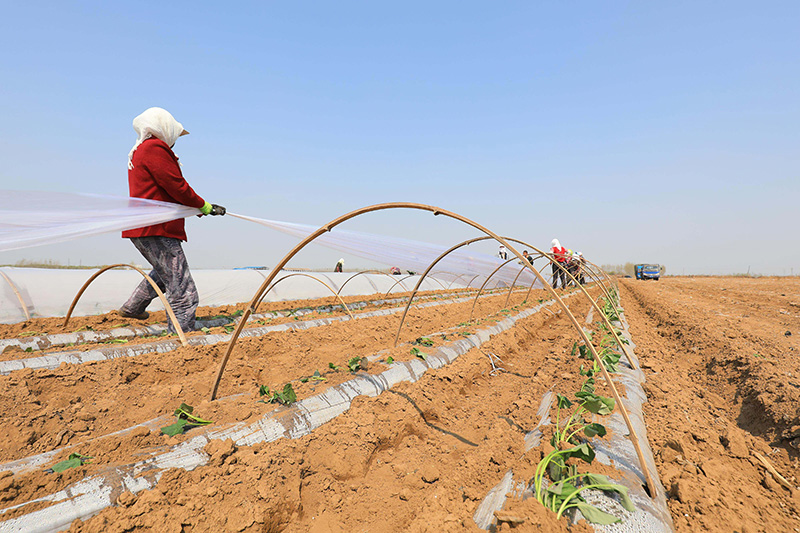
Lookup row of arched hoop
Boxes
[12,202,654,498]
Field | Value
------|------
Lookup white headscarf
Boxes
[551,238,562,249]
[128,107,188,169]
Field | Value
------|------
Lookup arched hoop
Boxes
[421,274,448,290]
[445,273,473,289]
[383,275,414,296]
[503,253,546,309]
[0,269,31,321]
[465,273,482,288]
[336,270,402,296]
[467,257,520,321]
[209,202,656,499]
[63,264,188,347]
[392,235,631,371]
[253,272,354,320]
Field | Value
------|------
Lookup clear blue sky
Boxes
[1,1,798,274]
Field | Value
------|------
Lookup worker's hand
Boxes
[199,201,226,216]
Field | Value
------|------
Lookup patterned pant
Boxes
[551,261,567,289]
[120,236,199,333]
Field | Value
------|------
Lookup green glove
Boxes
[200,201,226,216]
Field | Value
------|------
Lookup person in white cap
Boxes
[334,258,345,273]
[118,107,225,333]
[498,245,508,260]
[550,238,568,289]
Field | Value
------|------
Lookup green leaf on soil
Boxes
[583,423,607,438]
[161,418,190,436]
[328,362,340,371]
[575,502,621,525]
[50,453,92,473]
[386,356,394,364]
[347,356,362,372]
[414,337,434,346]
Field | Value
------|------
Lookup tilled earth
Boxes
[619,276,800,532]
[1,277,798,532]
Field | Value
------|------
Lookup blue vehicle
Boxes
[635,264,661,281]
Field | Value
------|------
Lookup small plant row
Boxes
[530,331,634,525]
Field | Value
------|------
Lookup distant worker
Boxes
[567,250,579,287]
[550,238,568,289]
[498,245,508,260]
[118,107,225,333]
[522,250,534,265]
[334,258,344,273]
[574,252,587,285]
[390,266,401,275]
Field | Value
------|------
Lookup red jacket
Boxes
[551,246,568,263]
[122,138,205,241]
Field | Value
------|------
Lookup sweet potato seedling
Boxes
[49,452,92,473]
[259,383,298,406]
[161,403,213,436]
[410,347,427,361]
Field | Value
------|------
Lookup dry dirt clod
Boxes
[116,490,137,507]
[421,464,439,484]
[721,427,749,458]
[494,510,526,524]
[204,438,237,467]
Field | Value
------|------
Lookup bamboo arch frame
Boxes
[383,275,413,296]
[335,270,400,296]
[392,235,632,372]
[464,273,483,288]
[467,256,521,321]
[503,253,547,309]
[0,269,31,321]
[252,272,354,320]
[63,264,188,347]
[208,202,656,498]
[383,274,449,296]
[445,273,473,289]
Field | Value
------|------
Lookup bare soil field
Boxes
[619,276,800,532]
[1,277,799,532]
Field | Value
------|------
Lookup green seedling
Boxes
[310,369,326,381]
[347,356,362,372]
[72,326,94,333]
[103,338,128,344]
[551,394,610,449]
[161,403,213,436]
[49,452,92,473]
[386,356,395,364]
[410,347,427,361]
[200,327,211,334]
[223,325,235,333]
[18,332,45,338]
[328,362,340,371]
[259,383,298,406]
[413,337,434,347]
[24,347,33,352]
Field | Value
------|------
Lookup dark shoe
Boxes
[117,309,149,320]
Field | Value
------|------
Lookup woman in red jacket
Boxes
[118,107,225,333]
[550,238,568,289]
